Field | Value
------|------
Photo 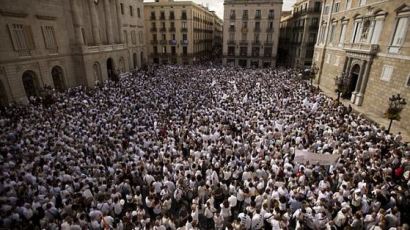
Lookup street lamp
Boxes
[310,63,319,86]
[334,72,347,103]
[385,94,406,133]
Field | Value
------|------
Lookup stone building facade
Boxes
[0,0,145,104]
[278,0,321,68]
[222,0,282,68]
[144,0,221,65]
[314,0,410,132]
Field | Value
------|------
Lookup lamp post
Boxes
[334,72,347,103]
[310,63,319,86]
[385,94,406,133]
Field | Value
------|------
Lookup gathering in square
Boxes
[0,0,409,229]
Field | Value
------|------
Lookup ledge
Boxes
[35,14,57,20]
[0,9,28,18]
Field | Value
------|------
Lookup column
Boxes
[70,0,84,46]
[115,0,123,43]
[356,60,372,105]
[346,57,353,75]
[89,0,101,45]
[104,0,114,44]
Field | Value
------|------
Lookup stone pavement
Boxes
[313,82,410,143]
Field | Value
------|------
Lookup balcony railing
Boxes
[265,41,273,46]
[229,27,235,32]
[240,40,248,45]
[230,15,236,20]
[181,28,188,32]
[151,40,158,44]
[227,40,236,45]
[159,28,166,32]
[242,16,248,20]
[159,40,167,45]
[181,15,187,20]
[150,27,157,32]
[160,16,166,20]
[169,27,176,32]
[254,27,261,32]
[181,40,189,45]
[169,40,177,45]
[150,16,156,20]
[268,15,274,20]
[342,43,379,55]
[169,15,175,20]
[252,40,261,46]
[255,15,261,20]
[266,28,274,32]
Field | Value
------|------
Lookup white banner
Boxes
[294,150,340,166]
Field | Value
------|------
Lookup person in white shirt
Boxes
[213,212,224,230]
[251,209,264,230]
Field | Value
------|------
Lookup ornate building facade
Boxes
[278,0,321,68]
[144,0,221,65]
[314,0,410,132]
[222,0,282,68]
[0,0,145,104]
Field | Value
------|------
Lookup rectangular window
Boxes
[8,24,35,52]
[151,11,156,19]
[131,30,136,44]
[268,10,274,19]
[153,46,158,54]
[252,47,260,56]
[130,6,133,16]
[182,21,187,29]
[229,32,234,41]
[181,11,187,20]
[183,46,188,55]
[152,34,157,41]
[264,47,272,57]
[352,21,362,43]
[266,33,272,42]
[333,2,340,13]
[359,0,366,7]
[346,0,352,9]
[255,10,261,19]
[160,11,165,19]
[137,8,140,18]
[120,3,124,15]
[228,46,235,55]
[169,11,175,20]
[339,23,346,46]
[171,46,176,54]
[182,33,187,40]
[389,17,408,53]
[240,47,247,56]
[380,65,393,81]
[242,10,248,19]
[41,25,57,50]
[371,20,383,44]
[329,24,336,44]
[230,10,235,19]
[255,21,260,30]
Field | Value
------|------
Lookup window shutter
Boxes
[392,17,408,46]
[24,25,35,49]
[7,24,20,51]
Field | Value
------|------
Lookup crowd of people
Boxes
[0,64,409,230]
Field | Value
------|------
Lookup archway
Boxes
[93,62,102,83]
[0,80,8,106]
[22,70,40,99]
[345,64,360,99]
[133,53,137,69]
[51,66,66,92]
[119,57,125,73]
[106,58,114,80]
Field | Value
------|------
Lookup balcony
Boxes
[255,15,261,20]
[268,15,274,20]
[265,41,273,46]
[229,27,235,32]
[342,43,379,55]
[252,40,261,46]
[254,27,261,32]
[150,27,157,32]
[266,28,274,32]
[181,15,187,20]
[169,15,175,20]
[169,40,177,45]
[230,15,236,20]
[169,27,176,32]
[227,52,235,57]
[151,40,158,44]
[242,16,248,20]
[150,16,156,20]
[239,40,248,45]
[227,40,236,45]
[181,28,188,32]
[181,40,189,45]
[159,28,166,32]
[159,40,167,45]
[160,16,166,20]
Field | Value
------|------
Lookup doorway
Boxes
[344,64,360,99]
[0,80,8,106]
[22,70,39,99]
[51,66,66,92]
[107,58,114,80]
[133,53,137,69]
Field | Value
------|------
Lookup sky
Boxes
[144,0,297,19]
